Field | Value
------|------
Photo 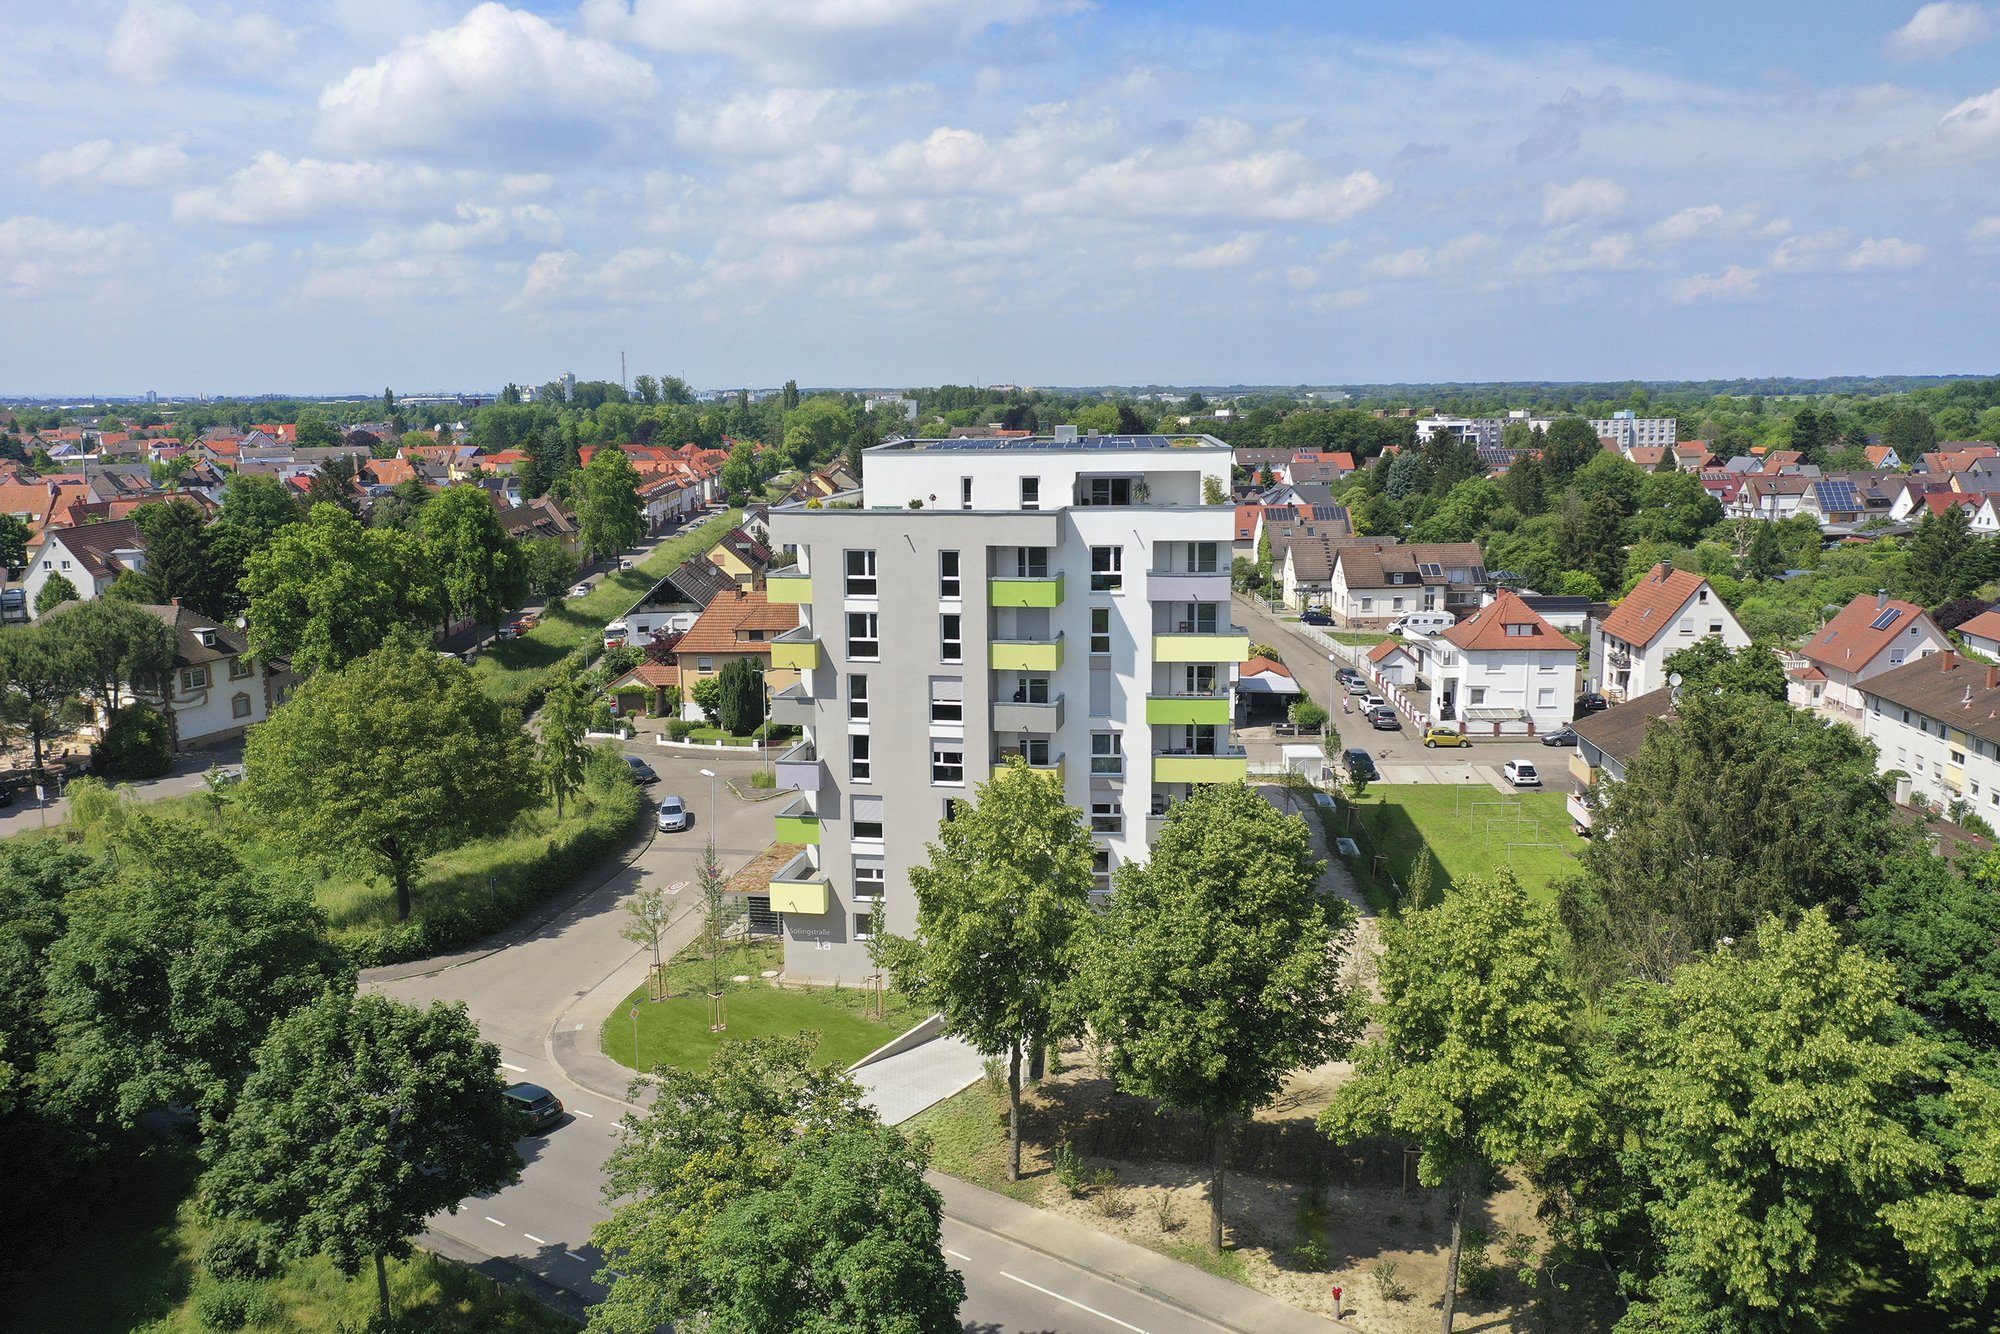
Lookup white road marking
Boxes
[564,1250,591,1264]
[945,1248,972,1262]
[484,1216,506,1227]
[500,1062,526,1073]
[570,1108,595,1118]
[999,1272,1150,1334]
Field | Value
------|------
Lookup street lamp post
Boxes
[698,767,717,830]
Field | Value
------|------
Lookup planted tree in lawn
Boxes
[202,991,523,1326]
[245,634,533,921]
[576,444,645,563]
[1085,782,1359,1250]
[1320,872,1592,1333]
[715,655,764,735]
[41,816,350,1131]
[872,760,1096,1181]
[537,654,593,819]
[591,1035,963,1334]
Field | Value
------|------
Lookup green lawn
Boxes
[602,939,925,1071]
[1341,784,1579,904]
[470,510,741,703]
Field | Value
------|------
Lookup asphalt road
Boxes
[0,737,244,838]
[366,744,1296,1333]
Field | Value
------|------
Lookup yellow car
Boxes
[1422,726,1470,748]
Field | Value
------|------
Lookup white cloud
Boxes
[1542,177,1627,225]
[675,88,858,159]
[1516,233,1639,275]
[1970,215,2000,241]
[1165,235,1261,270]
[1366,247,1430,279]
[317,3,658,157]
[1841,236,1926,270]
[0,216,138,296]
[1028,133,1390,225]
[1871,84,2000,166]
[35,137,189,190]
[105,0,298,83]
[580,0,1074,81]
[346,204,566,261]
[1768,229,1852,272]
[173,152,444,226]
[1646,203,1788,244]
[1887,3,1993,59]
[1670,265,1761,302]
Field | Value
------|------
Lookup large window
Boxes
[228,658,254,680]
[1015,547,1049,578]
[846,611,879,660]
[1090,607,1111,655]
[853,912,876,942]
[1190,541,1219,573]
[1090,731,1123,776]
[853,861,886,901]
[849,673,869,721]
[1083,477,1133,506]
[180,666,210,691]
[940,613,962,663]
[843,549,877,597]
[1090,546,1123,593]
[930,677,963,725]
[850,733,871,782]
[1020,477,1040,510]
[231,692,253,718]
[939,550,960,600]
[1091,798,1123,834]
[931,741,964,785]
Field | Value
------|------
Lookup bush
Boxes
[1372,1257,1412,1302]
[199,1224,281,1282]
[192,1279,279,1330]
[97,704,173,779]
[667,719,700,741]
[1290,700,1330,731]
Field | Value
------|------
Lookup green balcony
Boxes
[1153,632,1250,664]
[1145,693,1232,726]
[768,852,830,915]
[989,573,1064,608]
[770,631,820,671]
[773,797,820,846]
[992,755,1065,786]
[766,570,812,604]
[990,632,1064,672]
[1151,749,1249,784]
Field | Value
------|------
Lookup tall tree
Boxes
[242,503,441,676]
[0,623,84,772]
[519,535,577,599]
[591,1035,963,1334]
[1660,638,1786,701]
[537,655,593,820]
[873,761,1096,1181]
[293,410,340,450]
[0,512,29,568]
[31,571,79,616]
[1603,910,1935,1329]
[1321,873,1593,1334]
[781,378,800,411]
[1085,783,1359,1250]
[575,445,645,563]
[134,498,227,615]
[39,599,177,723]
[714,656,763,735]
[245,636,534,920]
[1540,414,1603,488]
[1883,404,1939,459]
[420,483,525,630]
[202,991,523,1325]
[1884,1069,2000,1312]
[1906,504,1978,607]
[41,816,349,1131]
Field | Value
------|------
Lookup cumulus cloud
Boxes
[1670,265,1761,303]
[317,3,658,157]
[675,87,858,158]
[1768,229,1851,272]
[1515,233,1639,275]
[1543,177,1627,225]
[1869,84,2000,166]
[1769,229,1926,272]
[1159,235,1261,270]
[1970,215,2000,241]
[173,152,444,226]
[1887,3,1993,59]
[1646,204,1789,244]
[35,137,189,190]
[1841,236,1926,270]
[106,0,298,82]
[0,216,138,296]
[1366,247,1430,280]
[580,0,1074,81]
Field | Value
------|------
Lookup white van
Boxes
[1387,611,1456,637]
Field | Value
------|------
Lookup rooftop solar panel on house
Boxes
[1870,607,1905,630]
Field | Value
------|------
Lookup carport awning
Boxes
[1235,674,1300,695]
[1463,706,1527,721]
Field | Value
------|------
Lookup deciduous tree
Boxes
[537,655,592,819]
[0,622,85,772]
[242,503,440,675]
[39,599,176,723]
[421,483,525,630]
[576,445,645,562]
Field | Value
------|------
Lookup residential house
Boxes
[1234,654,1299,721]
[0,478,92,544]
[1861,651,2000,816]
[1286,451,1355,485]
[1759,449,1806,474]
[661,552,738,608]
[706,527,772,588]
[1367,638,1419,686]
[1887,478,1958,522]
[1589,563,1747,702]
[669,587,800,717]
[22,518,147,613]
[605,658,682,718]
[497,495,582,555]
[1954,608,2000,659]
[1325,540,1486,629]
[129,603,289,748]
[1280,538,1337,611]
[1794,593,1948,717]
[1731,474,1813,521]
[1427,590,1579,734]
[1567,688,1677,830]
[1865,445,1902,470]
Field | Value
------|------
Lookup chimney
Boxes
[1943,650,1958,672]
[1877,589,1887,611]
[1989,665,1999,691]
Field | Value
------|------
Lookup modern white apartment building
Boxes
[1414,411,1677,450]
[764,433,1247,982]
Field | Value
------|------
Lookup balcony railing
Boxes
[991,631,1064,672]
[773,796,820,846]
[765,569,812,604]
[770,628,821,671]
[1144,692,1232,726]
[993,694,1064,733]
[989,573,1064,608]
[1153,630,1250,664]
[1150,746,1249,783]
[768,685,814,726]
[992,752,1065,785]
[768,850,830,915]
[1147,569,1231,602]
[774,741,824,792]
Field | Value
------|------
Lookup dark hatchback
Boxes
[1342,749,1379,782]
[503,1082,565,1133]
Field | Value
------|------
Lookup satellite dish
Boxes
[1668,673,1683,687]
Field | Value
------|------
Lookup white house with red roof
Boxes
[1794,593,1948,718]
[1426,590,1578,734]
[1366,638,1419,686]
[1955,608,2000,660]
[1590,563,1748,702]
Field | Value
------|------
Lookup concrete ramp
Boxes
[850,1034,987,1125]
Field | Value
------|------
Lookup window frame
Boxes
[1089,607,1111,655]
[939,550,961,600]
[843,549,878,598]
[846,611,880,661]
[940,612,962,664]
[931,739,965,786]
[849,673,869,721]
[1090,546,1124,593]
[849,733,871,782]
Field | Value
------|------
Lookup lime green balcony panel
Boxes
[1153,632,1251,664]
[770,637,820,670]
[773,814,820,845]
[989,573,1064,608]
[990,636,1063,672]
[769,878,830,914]
[1145,694,1232,726]
[1151,752,1250,784]
[766,572,813,604]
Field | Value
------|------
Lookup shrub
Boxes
[97,704,173,779]
[667,719,700,741]
[192,1280,278,1330]
[1292,1237,1329,1270]
[1053,1141,1091,1197]
[1152,1190,1181,1233]
[1290,700,1330,731]
[1092,1187,1135,1219]
[199,1224,281,1282]
[1373,1257,1412,1303]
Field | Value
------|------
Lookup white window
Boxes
[844,549,877,597]
[853,912,875,942]
[1020,477,1040,510]
[1470,687,1487,705]
[940,613,962,663]
[1091,848,1112,891]
[1015,547,1049,578]
[1090,608,1111,655]
[1091,731,1123,776]
[930,676,964,725]
[960,476,973,510]
[1190,541,1219,573]
[60,559,71,570]
[1708,621,1723,635]
[931,741,964,785]
[853,861,885,901]
[849,673,869,721]
[697,656,714,672]
[1090,546,1123,593]
[1679,617,1694,635]
[231,692,253,718]
[846,611,879,660]
[228,657,254,680]
[181,666,209,691]
[1091,798,1123,834]
[850,734,871,782]
[939,550,960,600]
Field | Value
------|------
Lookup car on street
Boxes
[618,558,633,570]
[1502,758,1542,786]
[1421,726,1470,748]
[1363,694,1387,712]
[502,1082,565,1133]
[570,581,594,597]
[1300,608,1331,625]
[1368,708,1402,730]
[656,794,691,832]
[495,625,517,639]
[1574,692,1609,718]
[1342,675,1371,695]
[1342,748,1379,781]
[1541,727,1579,747]
[623,755,659,784]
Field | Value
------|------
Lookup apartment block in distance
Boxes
[764,432,1246,982]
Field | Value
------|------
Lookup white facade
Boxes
[1862,681,2000,814]
[22,529,144,616]
[1590,572,1749,702]
[1427,643,1577,733]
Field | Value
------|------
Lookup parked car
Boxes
[1574,692,1609,718]
[495,625,517,640]
[618,558,633,570]
[656,794,690,832]
[1502,759,1542,786]
[502,1082,565,1133]
[1335,666,1365,689]
[1300,608,1332,626]
[1342,749,1379,782]
[1541,727,1579,747]
[1343,676,1371,696]
[1363,694,1387,712]
[623,755,659,784]
[1421,726,1470,748]
[1368,708,1402,731]
[570,581,594,597]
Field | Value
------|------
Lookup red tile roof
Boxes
[1441,590,1573,653]
[1367,639,1411,663]
[1955,609,2000,643]
[1240,655,1292,679]
[672,588,798,657]
[1600,563,1713,647]
[1800,595,1935,671]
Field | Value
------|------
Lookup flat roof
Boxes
[869,433,1226,453]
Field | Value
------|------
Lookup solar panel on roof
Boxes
[1870,607,1904,631]
[1418,562,1443,578]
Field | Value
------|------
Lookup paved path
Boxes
[853,1035,987,1125]
[0,737,243,838]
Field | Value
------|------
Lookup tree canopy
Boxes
[242,503,440,675]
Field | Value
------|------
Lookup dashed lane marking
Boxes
[945,1248,972,1262]
[523,1233,547,1246]
[500,1062,527,1073]
[484,1217,506,1227]
[998,1272,1150,1334]
[570,1108,595,1118]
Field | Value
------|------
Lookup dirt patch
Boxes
[723,840,803,894]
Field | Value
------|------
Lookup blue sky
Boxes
[2,1,1997,394]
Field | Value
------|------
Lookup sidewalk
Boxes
[851,1036,986,1124]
